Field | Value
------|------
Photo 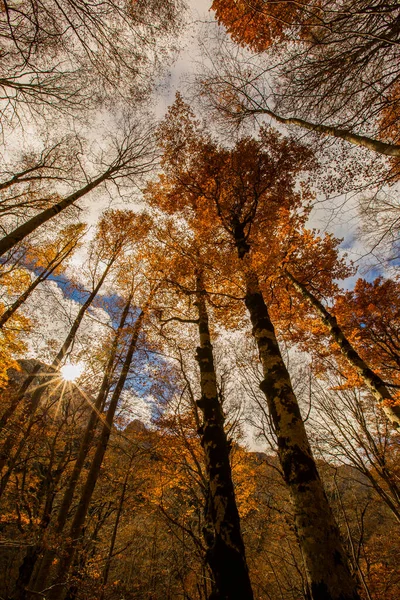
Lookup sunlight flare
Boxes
[60,362,84,382]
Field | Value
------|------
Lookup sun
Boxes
[60,362,84,382]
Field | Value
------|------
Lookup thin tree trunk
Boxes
[333,473,373,600]
[0,167,115,257]
[285,270,400,429]
[47,305,148,598]
[0,367,57,498]
[254,107,400,157]
[0,393,52,498]
[0,364,41,435]
[194,271,253,600]
[237,246,359,600]
[52,260,114,369]
[0,261,114,499]
[12,445,69,600]
[56,292,132,531]
[0,242,77,328]
[30,295,132,595]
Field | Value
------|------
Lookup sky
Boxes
[13,0,391,362]
[152,0,397,285]
[3,0,398,445]
[155,0,215,116]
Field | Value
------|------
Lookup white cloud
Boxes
[120,388,154,427]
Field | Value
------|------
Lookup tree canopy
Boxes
[0,2,399,600]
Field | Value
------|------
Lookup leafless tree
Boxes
[0,0,185,126]
[0,120,158,257]
[310,377,400,524]
[205,1,400,147]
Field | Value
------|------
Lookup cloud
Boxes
[22,278,110,366]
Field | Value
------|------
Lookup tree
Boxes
[208,1,400,157]
[284,271,400,428]
[0,210,147,499]
[147,98,360,600]
[0,281,31,389]
[13,295,133,600]
[0,136,84,221]
[0,223,86,328]
[193,270,253,600]
[0,123,157,257]
[45,284,157,599]
[0,0,183,126]
[333,277,400,389]
[150,226,254,599]
[310,377,400,524]
[211,0,306,50]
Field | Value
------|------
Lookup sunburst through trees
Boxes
[0,1,399,600]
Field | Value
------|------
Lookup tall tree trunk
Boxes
[285,270,400,429]
[236,241,359,600]
[0,167,115,257]
[194,271,253,600]
[0,242,77,328]
[0,389,52,498]
[12,445,69,600]
[52,259,114,369]
[255,107,400,157]
[29,294,132,595]
[0,364,41,435]
[0,260,114,498]
[47,305,148,599]
[55,292,132,532]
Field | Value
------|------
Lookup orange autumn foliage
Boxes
[333,278,400,399]
[211,0,311,51]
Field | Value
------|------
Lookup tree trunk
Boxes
[194,272,253,600]
[99,452,135,600]
[12,547,41,600]
[0,364,41,434]
[12,445,69,600]
[56,292,132,531]
[0,167,114,257]
[52,260,114,369]
[256,108,400,157]
[29,294,132,595]
[0,373,56,498]
[285,270,400,429]
[47,305,147,598]
[0,260,114,500]
[237,250,359,600]
[0,242,77,328]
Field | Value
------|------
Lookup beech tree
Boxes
[16,293,134,600]
[0,223,86,328]
[149,225,253,599]
[146,97,360,600]
[0,210,147,504]
[1,1,400,595]
[310,378,400,524]
[269,268,400,428]
[209,0,400,155]
[283,271,400,428]
[0,124,157,258]
[44,282,157,599]
[0,0,183,124]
